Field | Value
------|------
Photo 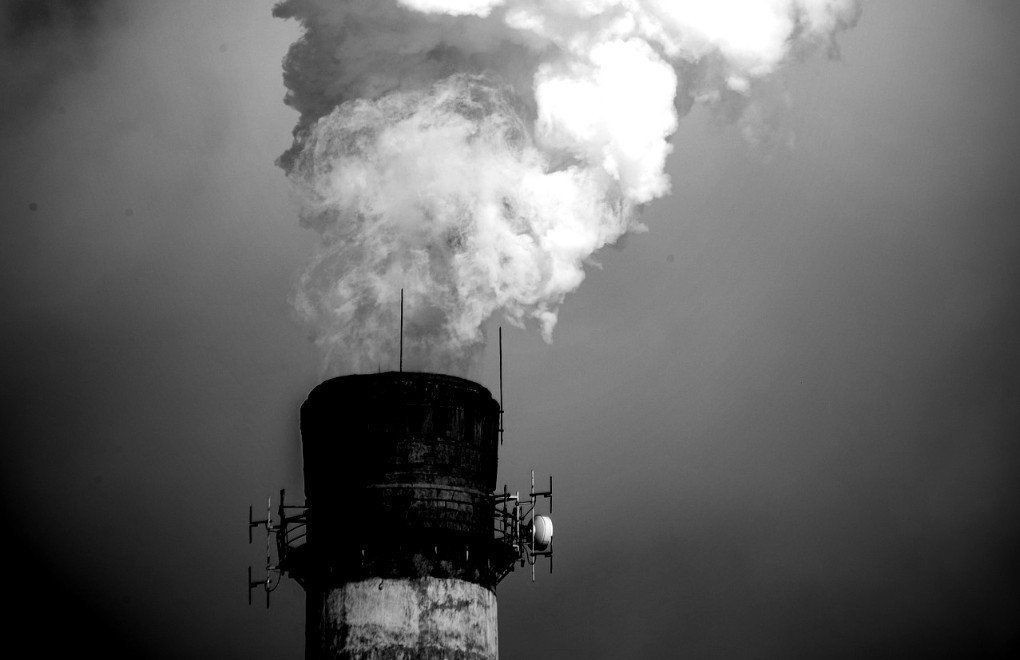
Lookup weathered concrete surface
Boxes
[297,372,502,587]
[314,577,498,659]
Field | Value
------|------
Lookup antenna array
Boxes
[492,469,555,583]
[247,489,308,608]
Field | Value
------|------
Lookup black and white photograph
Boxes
[1,1,1018,657]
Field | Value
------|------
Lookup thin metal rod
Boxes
[498,326,504,444]
[399,288,404,372]
[264,496,272,608]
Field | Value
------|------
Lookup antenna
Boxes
[399,288,404,372]
[247,489,309,609]
[247,496,273,608]
[498,326,504,445]
[492,468,554,584]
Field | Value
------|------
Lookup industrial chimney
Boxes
[249,370,553,659]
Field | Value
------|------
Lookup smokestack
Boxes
[254,1,864,652]
[292,371,503,658]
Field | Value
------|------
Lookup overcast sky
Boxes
[1,1,1018,657]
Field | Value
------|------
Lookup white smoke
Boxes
[275,0,861,373]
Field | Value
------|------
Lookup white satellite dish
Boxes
[533,515,553,550]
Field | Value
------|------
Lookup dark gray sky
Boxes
[1,1,1018,657]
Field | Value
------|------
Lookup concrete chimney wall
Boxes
[295,373,502,659]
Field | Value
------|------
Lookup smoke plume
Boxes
[275,0,861,373]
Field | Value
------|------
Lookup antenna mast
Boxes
[498,326,504,444]
[399,288,404,372]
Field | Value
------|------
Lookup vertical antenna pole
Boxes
[498,326,504,445]
[264,495,272,609]
[531,469,536,582]
[399,288,404,372]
